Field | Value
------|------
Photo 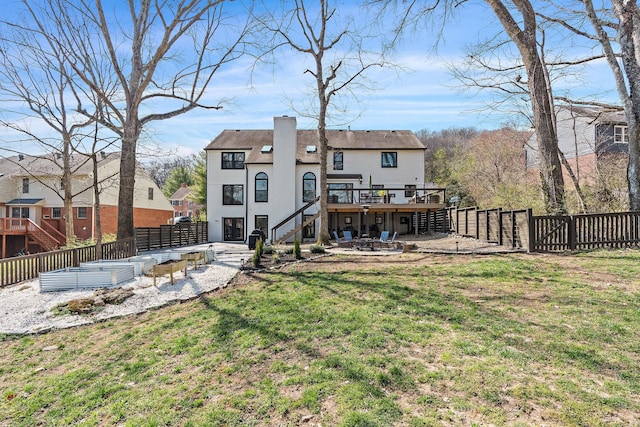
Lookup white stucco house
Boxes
[205,116,445,244]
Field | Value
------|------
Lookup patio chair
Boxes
[379,231,398,249]
[333,230,353,248]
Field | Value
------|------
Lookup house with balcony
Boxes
[169,183,203,221]
[205,116,446,244]
[525,105,628,183]
[0,152,174,257]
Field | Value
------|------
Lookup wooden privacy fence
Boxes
[449,207,640,252]
[449,207,531,250]
[0,238,136,288]
[135,221,208,252]
[531,211,640,252]
[0,222,209,288]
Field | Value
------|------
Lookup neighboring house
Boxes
[205,116,446,244]
[525,105,628,183]
[169,183,203,220]
[0,152,174,257]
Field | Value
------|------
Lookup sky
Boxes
[0,0,621,159]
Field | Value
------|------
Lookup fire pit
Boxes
[152,259,188,286]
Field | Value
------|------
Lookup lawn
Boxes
[1,250,640,426]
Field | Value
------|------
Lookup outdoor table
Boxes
[355,238,378,251]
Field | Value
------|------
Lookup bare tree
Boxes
[258,0,389,244]
[581,0,640,210]
[15,0,253,240]
[0,15,109,243]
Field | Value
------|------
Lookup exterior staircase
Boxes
[274,212,320,245]
[271,196,320,244]
[26,220,62,251]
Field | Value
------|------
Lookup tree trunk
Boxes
[62,133,75,243]
[486,0,566,214]
[613,0,640,210]
[117,122,139,240]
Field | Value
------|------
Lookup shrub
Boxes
[263,245,276,255]
[255,238,264,259]
[252,253,261,268]
[272,254,281,264]
[294,238,302,259]
[309,244,325,254]
[282,248,294,255]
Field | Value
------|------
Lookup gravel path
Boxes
[0,243,253,335]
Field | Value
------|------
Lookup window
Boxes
[303,172,316,202]
[404,184,417,197]
[148,187,154,200]
[255,172,268,202]
[223,217,244,241]
[77,207,87,219]
[614,125,628,143]
[12,207,29,218]
[60,179,65,190]
[333,152,343,170]
[22,178,29,193]
[179,200,183,206]
[223,184,244,205]
[255,215,268,238]
[381,152,397,168]
[222,152,245,169]
[52,207,62,219]
[328,183,354,203]
[303,214,315,239]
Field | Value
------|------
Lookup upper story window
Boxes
[223,184,244,205]
[222,152,245,169]
[255,172,268,202]
[148,187,154,200]
[303,172,316,202]
[22,178,29,193]
[333,152,343,170]
[381,152,397,168]
[614,125,628,143]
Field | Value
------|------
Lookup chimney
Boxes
[18,154,24,161]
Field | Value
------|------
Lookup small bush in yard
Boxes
[272,254,281,264]
[255,238,264,258]
[294,238,302,259]
[263,245,275,255]
[309,244,325,254]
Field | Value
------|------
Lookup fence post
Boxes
[568,215,576,251]
[511,210,517,249]
[527,209,534,252]
[498,208,503,246]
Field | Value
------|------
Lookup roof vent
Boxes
[261,145,273,153]
[306,145,317,153]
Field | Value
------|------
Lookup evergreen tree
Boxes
[163,166,193,198]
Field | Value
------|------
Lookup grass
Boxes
[1,250,640,425]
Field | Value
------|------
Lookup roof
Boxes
[0,152,120,177]
[205,129,425,165]
[170,184,193,200]
[6,198,44,205]
[558,105,626,124]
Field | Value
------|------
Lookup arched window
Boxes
[255,172,268,202]
[303,172,316,202]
